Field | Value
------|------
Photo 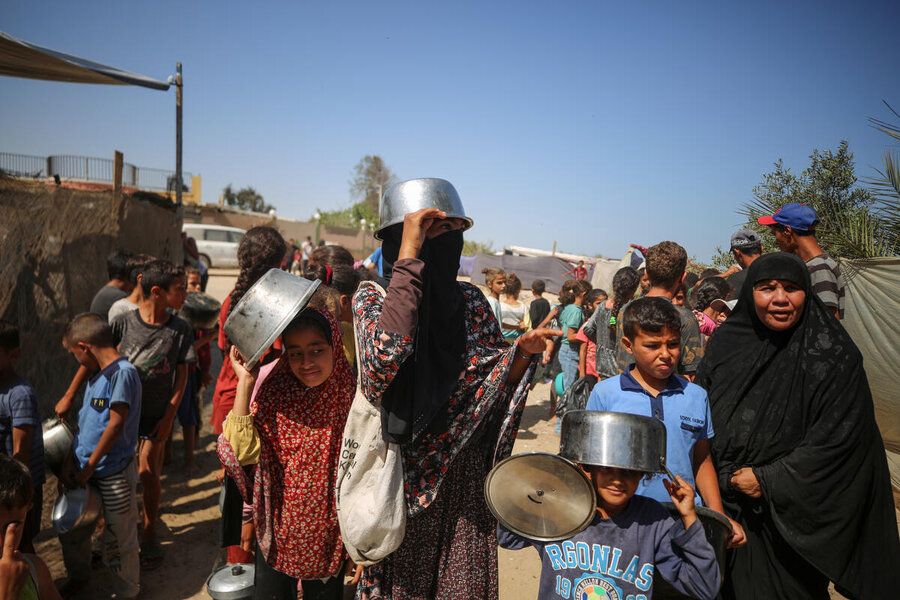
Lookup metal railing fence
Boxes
[0,152,191,192]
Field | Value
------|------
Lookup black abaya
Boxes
[696,253,899,599]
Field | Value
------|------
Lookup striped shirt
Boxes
[806,254,845,319]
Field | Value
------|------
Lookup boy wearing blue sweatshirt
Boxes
[498,457,720,599]
[59,313,142,599]
[586,297,745,548]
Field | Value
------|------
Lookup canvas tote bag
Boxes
[335,283,406,565]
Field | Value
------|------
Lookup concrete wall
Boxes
[0,180,183,415]
[182,204,378,260]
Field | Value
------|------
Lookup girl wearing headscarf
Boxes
[218,308,355,600]
[696,252,899,599]
[353,199,559,599]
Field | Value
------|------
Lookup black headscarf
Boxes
[377,225,466,443]
[696,253,899,598]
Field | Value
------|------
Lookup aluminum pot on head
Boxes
[374,178,473,240]
[223,269,321,369]
[559,410,668,474]
[42,418,75,477]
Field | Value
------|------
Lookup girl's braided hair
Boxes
[227,226,287,332]
[609,266,640,344]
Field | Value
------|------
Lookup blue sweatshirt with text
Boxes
[497,495,720,600]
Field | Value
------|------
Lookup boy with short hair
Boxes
[0,454,60,600]
[589,297,745,548]
[528,280,551,330]
[104,259,194,569]
[0,320,45,554]
[498,436,720,599]
[59,313,142,599]
[89,249,134,322]
[615,241,703,380]
[107,253,155,324]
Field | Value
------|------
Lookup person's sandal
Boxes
[140,539,164,571]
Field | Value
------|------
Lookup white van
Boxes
[182,224,246,269]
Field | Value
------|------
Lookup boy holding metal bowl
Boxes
[494,411,720,600]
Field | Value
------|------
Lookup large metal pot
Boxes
[559,410,668,473]
[206,563,255,599]
[52,484,102,534]
[177,290,221,330]
[223,269,321,369]
[374,178,473,240]
[652,503,732,599]
[42,418,74,477]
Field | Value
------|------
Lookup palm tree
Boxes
[865,101,900,253]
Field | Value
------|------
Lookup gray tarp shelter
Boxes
[0,31,170,90]
[840,258,900,490]
[472,254,577,295]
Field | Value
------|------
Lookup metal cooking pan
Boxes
[375,178,473,240]
[559,410,669,474]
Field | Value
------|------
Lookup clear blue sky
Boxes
[3,1,899,262]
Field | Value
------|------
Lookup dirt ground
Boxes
[32,269,891,599]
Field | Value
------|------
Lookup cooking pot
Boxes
[206,563,255,599]
[652,503,733,599]
[374,178,473,240]
[223,269,321,369]
[42,418,74,477]
[52,484,101,534]
[177,291,221,330]
[559,410,669,474]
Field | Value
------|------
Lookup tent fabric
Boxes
[0,30,170,91]
[840,257,900,490]
[471,254,578,295]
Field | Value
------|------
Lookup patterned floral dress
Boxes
[353,271,535,600]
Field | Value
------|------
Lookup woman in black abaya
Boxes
[696,252,899,599]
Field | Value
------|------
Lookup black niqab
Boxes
[378,226,466,443]
[697,252,899,598]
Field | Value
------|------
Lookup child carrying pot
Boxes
[219,308,355,600]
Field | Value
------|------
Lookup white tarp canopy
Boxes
[0,30,170,90]
[840,257,900,490]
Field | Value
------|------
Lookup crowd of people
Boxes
[0,196,897,600]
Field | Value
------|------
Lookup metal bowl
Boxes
[42,418,74,477]
[223,269,321,369]
[178,291,222,330]
[484,452,596,542]
[652,503,732,599]
[374,178,473,240]
[206,563,255,600]
[52,485,102,534]
[559,410,668,473]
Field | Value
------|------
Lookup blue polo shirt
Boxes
[585,367,713,504]
[74,357,142,477]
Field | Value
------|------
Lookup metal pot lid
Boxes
[484,452,596,542]
[206,563,255,599]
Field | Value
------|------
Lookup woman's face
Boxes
[425,217,467,239]
[283,325,334,387]
[752,279,806,331]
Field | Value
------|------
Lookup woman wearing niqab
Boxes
[351,180,559,600]
[696,252,899,599]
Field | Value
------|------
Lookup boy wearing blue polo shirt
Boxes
[60,313,142,599]
[586,297,746,548]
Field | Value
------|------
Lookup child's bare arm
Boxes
[693,440,746,547]
[229,346,258,417]
[30,552,63,600]
[11,426,32,468]
[75,404,128,486]
[56,365,89,418]
[578,343,587,378]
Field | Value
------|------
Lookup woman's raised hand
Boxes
[517,327,564,356]
[398,208,447,260]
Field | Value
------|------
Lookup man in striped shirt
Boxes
[758,203,845,320]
